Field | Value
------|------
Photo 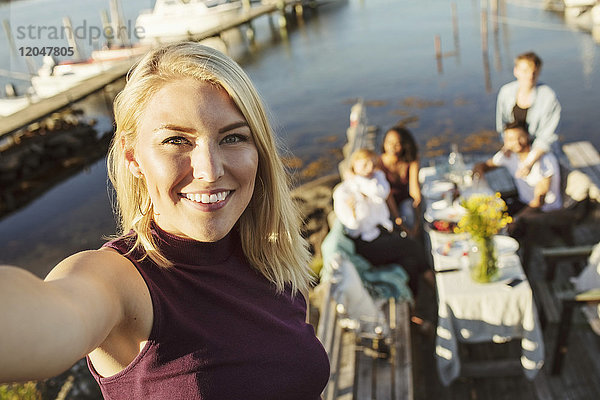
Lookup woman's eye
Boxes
[221,134,249,144]
[162,136,191,146]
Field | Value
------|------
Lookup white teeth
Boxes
[185,191,230,204]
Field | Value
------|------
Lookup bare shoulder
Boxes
[45,248,150,321]
[46,248,138,283]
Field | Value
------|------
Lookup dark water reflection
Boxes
[1,0,599,276]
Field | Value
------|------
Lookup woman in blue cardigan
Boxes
[496,51,561,179]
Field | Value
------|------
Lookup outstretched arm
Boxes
[473,158,497,180]
[0,250,130,382]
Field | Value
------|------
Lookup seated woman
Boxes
[333,148,432,297]
[379,126,422,238]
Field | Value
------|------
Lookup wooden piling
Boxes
[451,2,460,63]
[3,20,36,76]
[62,17,84,60]
[434,35,443,74]
[480,9,488,53]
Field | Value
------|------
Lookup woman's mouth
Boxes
[182,190,231,204]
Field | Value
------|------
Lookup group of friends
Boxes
[0,44,562,399]
[332,51,562,299]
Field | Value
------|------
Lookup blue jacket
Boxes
[496,80,561,153]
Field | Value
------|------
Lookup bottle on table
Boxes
[448,144,466,185]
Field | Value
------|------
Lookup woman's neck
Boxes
[516,85,534,108]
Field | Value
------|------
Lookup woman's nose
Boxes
[190,142,225,182]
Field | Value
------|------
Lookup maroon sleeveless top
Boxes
[380,162,412,205]
[87,225,329,399]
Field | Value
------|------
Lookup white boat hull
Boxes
[136,0,243,44]
[563,0,597,7]
[0,96,35,117]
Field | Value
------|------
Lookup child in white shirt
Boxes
[333,149,432,297]
[333,149,393,241]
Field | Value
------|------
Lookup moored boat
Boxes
[135,0,244,44]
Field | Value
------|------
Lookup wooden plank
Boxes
[563,141,600,168]
[541,245,594,259]
[532,279,561,324]
[562,141,600,190]
[392,300,413,400]
[188,3,278,40]
[460,359,523,378]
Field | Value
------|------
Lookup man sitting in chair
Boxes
[474,121,562,236]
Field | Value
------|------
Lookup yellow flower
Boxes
[455,193,509,239]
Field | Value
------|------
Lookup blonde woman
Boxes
[0,42,329,399]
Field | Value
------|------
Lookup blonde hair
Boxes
[107,42,312,294]
[349,148,378,173]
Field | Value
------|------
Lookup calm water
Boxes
[1,0,599,276]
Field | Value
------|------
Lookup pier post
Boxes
[480,6,492,93]
[3,20,37,76]
[434,35,443,74]
[245,22,256,46]
[295,3,304,19]
[109,0,130,47]
[63,17,84,60]
[100,10,113,48]
[451,2,460,64]
[277,1,288,39]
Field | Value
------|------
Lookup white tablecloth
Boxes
[422,171,545,386]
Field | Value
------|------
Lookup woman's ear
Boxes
[123,140,143,178]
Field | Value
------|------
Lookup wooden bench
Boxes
[531,245,600,375]
[316,283,413,400]
[314,100,413,399]
[562,141,600,196]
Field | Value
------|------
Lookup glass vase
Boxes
[469,236,498,283]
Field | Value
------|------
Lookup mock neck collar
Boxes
[151,222,239,266]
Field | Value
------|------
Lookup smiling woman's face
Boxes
[126,78,259,242]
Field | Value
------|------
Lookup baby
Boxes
[333,148,393,241]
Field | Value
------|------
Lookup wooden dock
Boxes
[0,60,131,138]
[0,0,312,139]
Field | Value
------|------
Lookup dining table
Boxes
[419,162,545,386]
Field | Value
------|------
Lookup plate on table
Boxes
[429,219,458,233]
[427,204,465,223]
[494,235,519,255]
[435,240,468,258]
[422,180,455,200]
